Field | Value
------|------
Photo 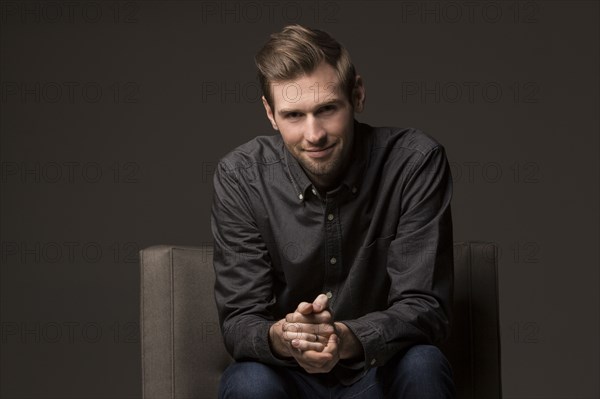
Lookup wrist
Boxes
[269,320,292,360]
[334,322,363,361]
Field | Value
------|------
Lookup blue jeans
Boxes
[218,344,455,399]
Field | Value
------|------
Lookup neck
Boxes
[309,153,351,194]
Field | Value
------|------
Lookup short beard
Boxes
[299,155,344,181]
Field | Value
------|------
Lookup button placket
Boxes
[323,196,342,303]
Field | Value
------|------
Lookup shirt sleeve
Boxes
[339,144,454,373]
[211,159,297,367]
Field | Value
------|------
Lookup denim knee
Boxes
[382,344,455,398]
[400,345,451,374]
[218,361,293,399]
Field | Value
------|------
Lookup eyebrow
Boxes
[277,99,344,116]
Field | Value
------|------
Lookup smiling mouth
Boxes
[304,144,335,158]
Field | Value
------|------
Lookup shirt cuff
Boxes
[254,320,298,368]
[339,319,386,371]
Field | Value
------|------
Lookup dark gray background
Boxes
[1,1,598,398]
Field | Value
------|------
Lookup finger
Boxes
[285,310,333,325]
[297,301,314,315]
[282,323,316,341]
[289,332,319,343]
[312,294,329,313]
[293,351,334,374]
[285,309,311,324]
[322,334,339,354]
[297,347,335,366]
[296,345,334,361]
[293,334,339,374]
[291,338,326,352]
[286,303,313,323]
[310,310,333,324]
[300,332,326,345]
[282,322,335,340]
[313,333,327,345]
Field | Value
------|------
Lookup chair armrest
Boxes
[441,241,502,399]
[140,245,232,399]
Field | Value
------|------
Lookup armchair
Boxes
[140,241,501,399]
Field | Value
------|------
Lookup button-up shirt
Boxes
[211,120,454,385]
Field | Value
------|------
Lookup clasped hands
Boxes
[268,293,361,374]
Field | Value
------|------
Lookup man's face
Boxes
[262,62,364,191]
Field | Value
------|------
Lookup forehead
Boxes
[269,62,345,111]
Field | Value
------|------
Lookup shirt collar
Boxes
[282,119,372,202]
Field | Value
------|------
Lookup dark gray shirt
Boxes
[211,120,454,385]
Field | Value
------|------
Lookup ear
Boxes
[262,96,279,130]
[352,75,366,113]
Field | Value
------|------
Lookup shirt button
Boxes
[311,188,317,195]
[370,359,376,366]
[327,213,334,221]
[329,257,337,265]
[298,193,304,200]
[326,291,333,299]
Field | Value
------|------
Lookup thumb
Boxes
[312,293,329,313]
[322,334,339,354]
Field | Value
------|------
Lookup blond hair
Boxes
[255,24,356,109]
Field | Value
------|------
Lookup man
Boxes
[211,24,455,398]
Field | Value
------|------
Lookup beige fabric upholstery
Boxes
[140,242,501,399]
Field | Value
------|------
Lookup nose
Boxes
[304,115,327,146]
